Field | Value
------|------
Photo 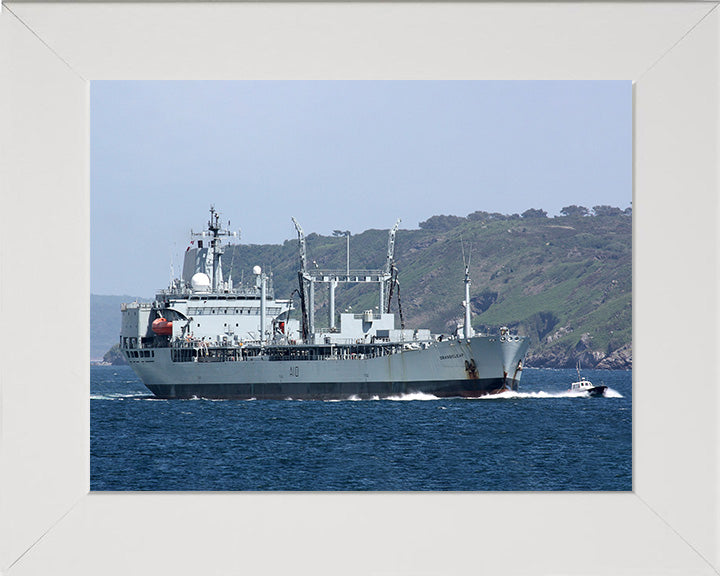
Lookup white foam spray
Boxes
[90,392,150,401]
[472,388,623,400]
[385,392,440,401]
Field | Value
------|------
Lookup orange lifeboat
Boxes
[152,317,173,336]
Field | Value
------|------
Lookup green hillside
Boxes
[93,207,631,369]
[223,207,632,369]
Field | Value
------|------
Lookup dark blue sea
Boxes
[91,366,631,491]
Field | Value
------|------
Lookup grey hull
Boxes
[128,335,529,400]
[145,377,511,400]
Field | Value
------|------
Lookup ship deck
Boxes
[166,340,433,363]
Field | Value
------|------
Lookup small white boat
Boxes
[569,365,606,397]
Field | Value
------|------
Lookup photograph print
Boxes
[90,81,631,491]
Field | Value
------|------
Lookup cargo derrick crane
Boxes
[292,217,311,341]
[383,219,401,314]
[291,218,402,342]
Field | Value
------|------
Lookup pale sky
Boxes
[91,81,631,296]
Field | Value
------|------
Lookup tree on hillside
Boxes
[467,211,491,221]
[592,205,623,217]
[467,211,508,221]
[419,214,466,230]
[560,205,589,217]
[521,208,548,219]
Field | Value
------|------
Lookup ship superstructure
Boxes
[120,207,294,351]
[120,208,529,399]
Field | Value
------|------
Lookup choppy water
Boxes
[91,366,631,491]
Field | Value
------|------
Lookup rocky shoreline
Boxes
[524,342,632,370]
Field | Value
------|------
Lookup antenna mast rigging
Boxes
[191,205,239,292]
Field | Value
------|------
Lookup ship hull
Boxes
[126,336,529,400]
[144,378,509,400]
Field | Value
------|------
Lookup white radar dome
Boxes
[191,272,211,292]
[253,265,262,275]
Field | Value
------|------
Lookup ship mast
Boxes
[192,206,238,292]
[462,241,474,340]
[464,264,472,339]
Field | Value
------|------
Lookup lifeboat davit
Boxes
[152,317,173,336]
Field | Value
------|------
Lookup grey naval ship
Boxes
[120,207,529,400]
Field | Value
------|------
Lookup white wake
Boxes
[90,392,149,400]
[474,388,623,399]
[385,392,440,401]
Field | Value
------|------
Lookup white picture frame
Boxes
[1,2,718,574]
